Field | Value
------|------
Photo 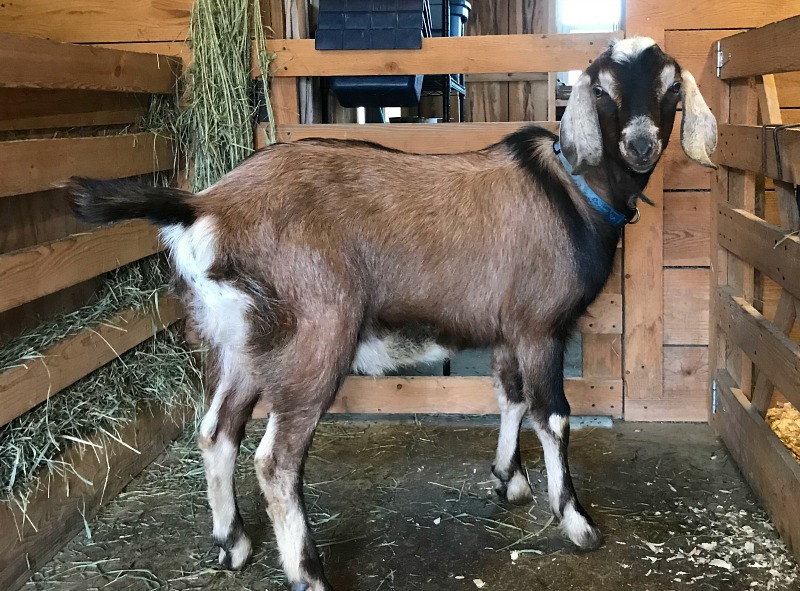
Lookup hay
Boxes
[0,253,203,496]
[767,402,800,462]
[148,0,276,192]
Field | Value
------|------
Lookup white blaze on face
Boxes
[610,36,657,63]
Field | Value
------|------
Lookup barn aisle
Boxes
[24,420,799,590]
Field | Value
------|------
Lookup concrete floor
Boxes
[25,419,800,590]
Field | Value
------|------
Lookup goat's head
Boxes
[559,37,717,175]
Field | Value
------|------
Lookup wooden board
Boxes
[0,221,161,314]
[664,191,711,267]
[0,89,147,131]
[717,203,800,302]
[0,296,180,427]
[0,1,193,44]
[664,268,710,346]
[253,376,623,419]
[0,133,174,198]
[0,402,188,591]
[580,293,621,335]
[277,122,556,151]
[716,286,800,411]
[627,0,800,32]
[582,334,622,379]
[661,345,709,422]
[719,16,800,80]
[266,32,622,77]
[713,368,800,563]
[466,0,509,123]
[0,32,180,93]
[717,124,800,186]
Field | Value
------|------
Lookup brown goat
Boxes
[65,37,717,591]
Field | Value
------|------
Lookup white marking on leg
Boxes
[548,414,568,439]
[505,471,533,504]
[561,502,602,549]
[494,383,527,472]
[202,436,251,568]
[534,424,565,516]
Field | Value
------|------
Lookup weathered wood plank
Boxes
[717,203,800,302]
[0,32,179,93]
[0,402,188,591]
[0,296,180,428]
[277,122,556,152]
[0,89,147,131]
[0,1,193,44]
[664,191,711,266]
[0,222,161,314]
[253,376,623,418]
[266,33,622,77]
[713,368,800,563]
[716,286,800,411]
[664,268,710,346]
[466,0,510,123]
[0,133,174,198]
[627,1,800,31]
[719,16,800,80]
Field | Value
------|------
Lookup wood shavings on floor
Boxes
[767,403,800,462]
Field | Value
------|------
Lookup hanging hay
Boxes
[767,402,800,462]
[144,0,276,192]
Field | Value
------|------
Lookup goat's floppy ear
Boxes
[680,69,718,169]
[559,73,603,173]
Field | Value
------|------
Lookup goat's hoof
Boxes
[291,584,310,591]
[561,504,604,551]
[493,470,533,505]
[218,535,252,570]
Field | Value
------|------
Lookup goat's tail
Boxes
[62,177,197,227]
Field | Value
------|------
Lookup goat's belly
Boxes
[352,332,451,375]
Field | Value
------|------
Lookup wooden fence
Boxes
[0,32,184,591]
[710,15,800,563]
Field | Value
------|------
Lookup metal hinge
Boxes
[715,41,728,78]
[712,379,718,414]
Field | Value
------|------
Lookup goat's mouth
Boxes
[624,159,659,174]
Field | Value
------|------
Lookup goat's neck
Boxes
[581,160,652,216]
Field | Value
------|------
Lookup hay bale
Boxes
[767,403,800,462]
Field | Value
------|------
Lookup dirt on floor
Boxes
[24,419,800,591]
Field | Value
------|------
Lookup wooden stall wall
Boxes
[624,0,800,421]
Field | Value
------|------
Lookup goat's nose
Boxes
[628,137,655,160]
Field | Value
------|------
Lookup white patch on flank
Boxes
[161,218,252,351]
[610,36,657,63]
[561,502,601,549]
[657,64,677,99]
[505,470,534,504]
[598,70,618,102]
[351,335,449,375]
[548,414,569,439]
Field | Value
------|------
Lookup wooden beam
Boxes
[717,203,800,302]
[716,286,800,411]
[716,123,800,183]
[0,222,161,314]
[0,296,181,428]
[253,376,623,418]
[580,293,621,335]
[713,368,800,563]
[465,72,549,83]
[266,32,622,77]
[277,122,557,152]
[0,32,180,93]
[0,133,174,198]
[0,402,188,591]
[718,16,800,80]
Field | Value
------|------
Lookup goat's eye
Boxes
[592,86,605,98]
[670,81,682,94]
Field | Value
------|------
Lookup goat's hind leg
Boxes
[198,349,258,570]
[519,337,603,551]
[491,346,533,504]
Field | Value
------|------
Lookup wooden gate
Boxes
[711,15,800,562]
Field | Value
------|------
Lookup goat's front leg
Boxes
[518,337,603,551]
[491,346,533,504]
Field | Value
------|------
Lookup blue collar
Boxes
[553,142,631,228]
